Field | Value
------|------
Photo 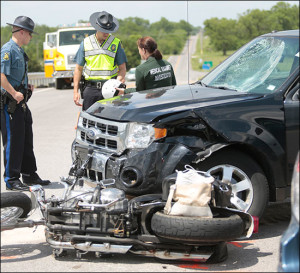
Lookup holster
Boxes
[15,84,32,102]
[3,92,17,114]
[2,85,31,114]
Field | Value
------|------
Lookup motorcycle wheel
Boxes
[1,192,32,222]
[151,211,245,242]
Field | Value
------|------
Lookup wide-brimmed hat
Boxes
[90,11,119,33]
[7,16,38,34]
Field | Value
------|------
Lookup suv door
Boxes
[284,80,299,183]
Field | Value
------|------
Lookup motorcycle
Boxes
[1,151,254,263]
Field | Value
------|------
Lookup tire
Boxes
[151,211,245,242]
[193,149,269,218]
[1,192,32,222]
[55,78,64,89]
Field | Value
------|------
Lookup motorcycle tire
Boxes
[151,211,245,242]
[1,192,32,220]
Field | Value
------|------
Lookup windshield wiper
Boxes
[198,82,239,92]
[213,86,238,92]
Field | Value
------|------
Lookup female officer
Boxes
[116,36,176,95]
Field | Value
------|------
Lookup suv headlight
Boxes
[126,123,167,149]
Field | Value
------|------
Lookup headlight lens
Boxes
[126,123,155,148]
[126,123,167,149]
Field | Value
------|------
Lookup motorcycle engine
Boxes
[100,188,128,213]
[47,183,129,235]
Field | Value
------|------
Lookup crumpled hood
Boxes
[87,84,262,123]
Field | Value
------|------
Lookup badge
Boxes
[3,52,9,60]
[111,44,116,52]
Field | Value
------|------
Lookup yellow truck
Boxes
[43,24,95,89]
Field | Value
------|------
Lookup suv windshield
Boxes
[59,29,96,46]
[202,35,299,94]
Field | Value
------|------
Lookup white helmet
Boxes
[102,79,123,99]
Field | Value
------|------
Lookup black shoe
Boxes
[6,180,29,191]
[22,173,51,186]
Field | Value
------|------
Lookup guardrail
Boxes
[28,72,55,88]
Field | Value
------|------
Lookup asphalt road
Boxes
[0,35,291,272]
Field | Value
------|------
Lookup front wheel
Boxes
[151,210,245,243]
[193,149,269,218]
[1,192,32,224]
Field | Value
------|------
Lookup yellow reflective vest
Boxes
[83,34,120,81]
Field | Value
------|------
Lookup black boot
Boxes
[22,173,51,186]
[6,179,29,191]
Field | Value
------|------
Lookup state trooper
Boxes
[1,16,51,190]
[73,11,127,110]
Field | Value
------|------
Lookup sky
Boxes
[1,1,299,28]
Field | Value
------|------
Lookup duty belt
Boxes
[86,80,107,89]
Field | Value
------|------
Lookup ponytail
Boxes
[137,36,163,60]
[152,48,162,60]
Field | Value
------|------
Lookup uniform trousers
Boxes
[82,86,104,111]
[1,103,37,186]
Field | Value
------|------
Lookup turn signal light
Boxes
[154,128,167,139]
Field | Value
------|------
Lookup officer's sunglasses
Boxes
[12,28,32,37]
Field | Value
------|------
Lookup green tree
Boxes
[269,1,299,30]
[117,17,150,36]
[1,17,197,72]
[204,18,239,55]
[236,9,275,43]
[121,34,142,70]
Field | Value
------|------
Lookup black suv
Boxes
[73,30,299,218]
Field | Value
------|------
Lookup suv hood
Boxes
[87,84,262,123]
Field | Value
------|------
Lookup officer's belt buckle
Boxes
[96,82,102,89]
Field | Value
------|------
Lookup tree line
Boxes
[204,1,299,56]
[1,1,298,72]
[0,17,197,72]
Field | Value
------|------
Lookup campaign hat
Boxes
[7,16,38,34]
[90,11,119,33]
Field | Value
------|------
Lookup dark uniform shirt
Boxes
[126,56,176,93]
[1,38,28,93]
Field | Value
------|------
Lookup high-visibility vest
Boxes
[83,34,120,81]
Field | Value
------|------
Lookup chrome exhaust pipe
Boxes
[73,242,132,254]
[130,249,212,261]
[46,233,132,254]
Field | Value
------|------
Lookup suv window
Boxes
[202,36,299,94]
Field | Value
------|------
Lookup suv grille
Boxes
[82,118,118,135]
[76,113,128,155]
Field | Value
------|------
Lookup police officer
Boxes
[117,36,176,95]
[1,16,50,190]
[73,11,127,110]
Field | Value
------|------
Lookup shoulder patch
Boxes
[3,52,9,60]
[111,44,116,52]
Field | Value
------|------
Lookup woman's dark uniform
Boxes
[125,56,176,93]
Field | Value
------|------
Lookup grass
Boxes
[191,35,235,72]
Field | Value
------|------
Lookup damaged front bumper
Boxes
[73,141,198,195]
